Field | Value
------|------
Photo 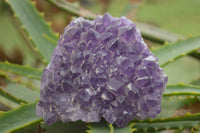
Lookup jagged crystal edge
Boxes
[36,13,168,128]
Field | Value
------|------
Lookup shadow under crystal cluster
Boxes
[36,13,168,127]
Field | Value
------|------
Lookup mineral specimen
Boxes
[36,13,168,127]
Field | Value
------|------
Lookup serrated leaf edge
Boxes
[0,61,42,80]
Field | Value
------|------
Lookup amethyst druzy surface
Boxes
[36,13,168,127]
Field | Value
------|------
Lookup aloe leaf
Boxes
[86,122,112,133]
[46,0,96,19]
[134,120,200,133]
[163,56,200,84]
[1,82,40,103]
[0,75,39,106]
[114,123,136,133]
[5,0,57,63]
[152,36,200,66]
[0,75,22,108]
[0,88,23,104]
[134,112,200,132]
[132,100,200,132]
[0,95,20,109]
[137,24,200,61]
[157,96,196,119]
[191,77,200,86]
[138,96,199,131]
[136,22,184,44]
[0,102,42,133]
[164,84,200,96]
[0,62,42,80]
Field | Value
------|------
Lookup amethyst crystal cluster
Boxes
[36,13,167,127]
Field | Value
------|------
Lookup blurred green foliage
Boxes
[0,9,35,65]
[136,0,200,36]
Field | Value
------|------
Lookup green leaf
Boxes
[0,62,42,80]
[134,112,200,132]
[0,95,20,109]
[0,87,22,104]
[0,102,42,133]
[5,0,57,63]
[191,77,200,86]
[152,36,200,66]
[157,96,196,119]
[86,122,112,133]
[1,82,40,103]
[135,22,184,44]
[132,97,200,132]
[114,123,136,133]
[164,84,200,96]
[134,120,200,133]
[46,0,96,19]
[0,75,39,106]
[163,56,200,84]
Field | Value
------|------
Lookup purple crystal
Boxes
[36,13,167,127]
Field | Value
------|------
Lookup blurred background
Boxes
[0,0,200,85]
